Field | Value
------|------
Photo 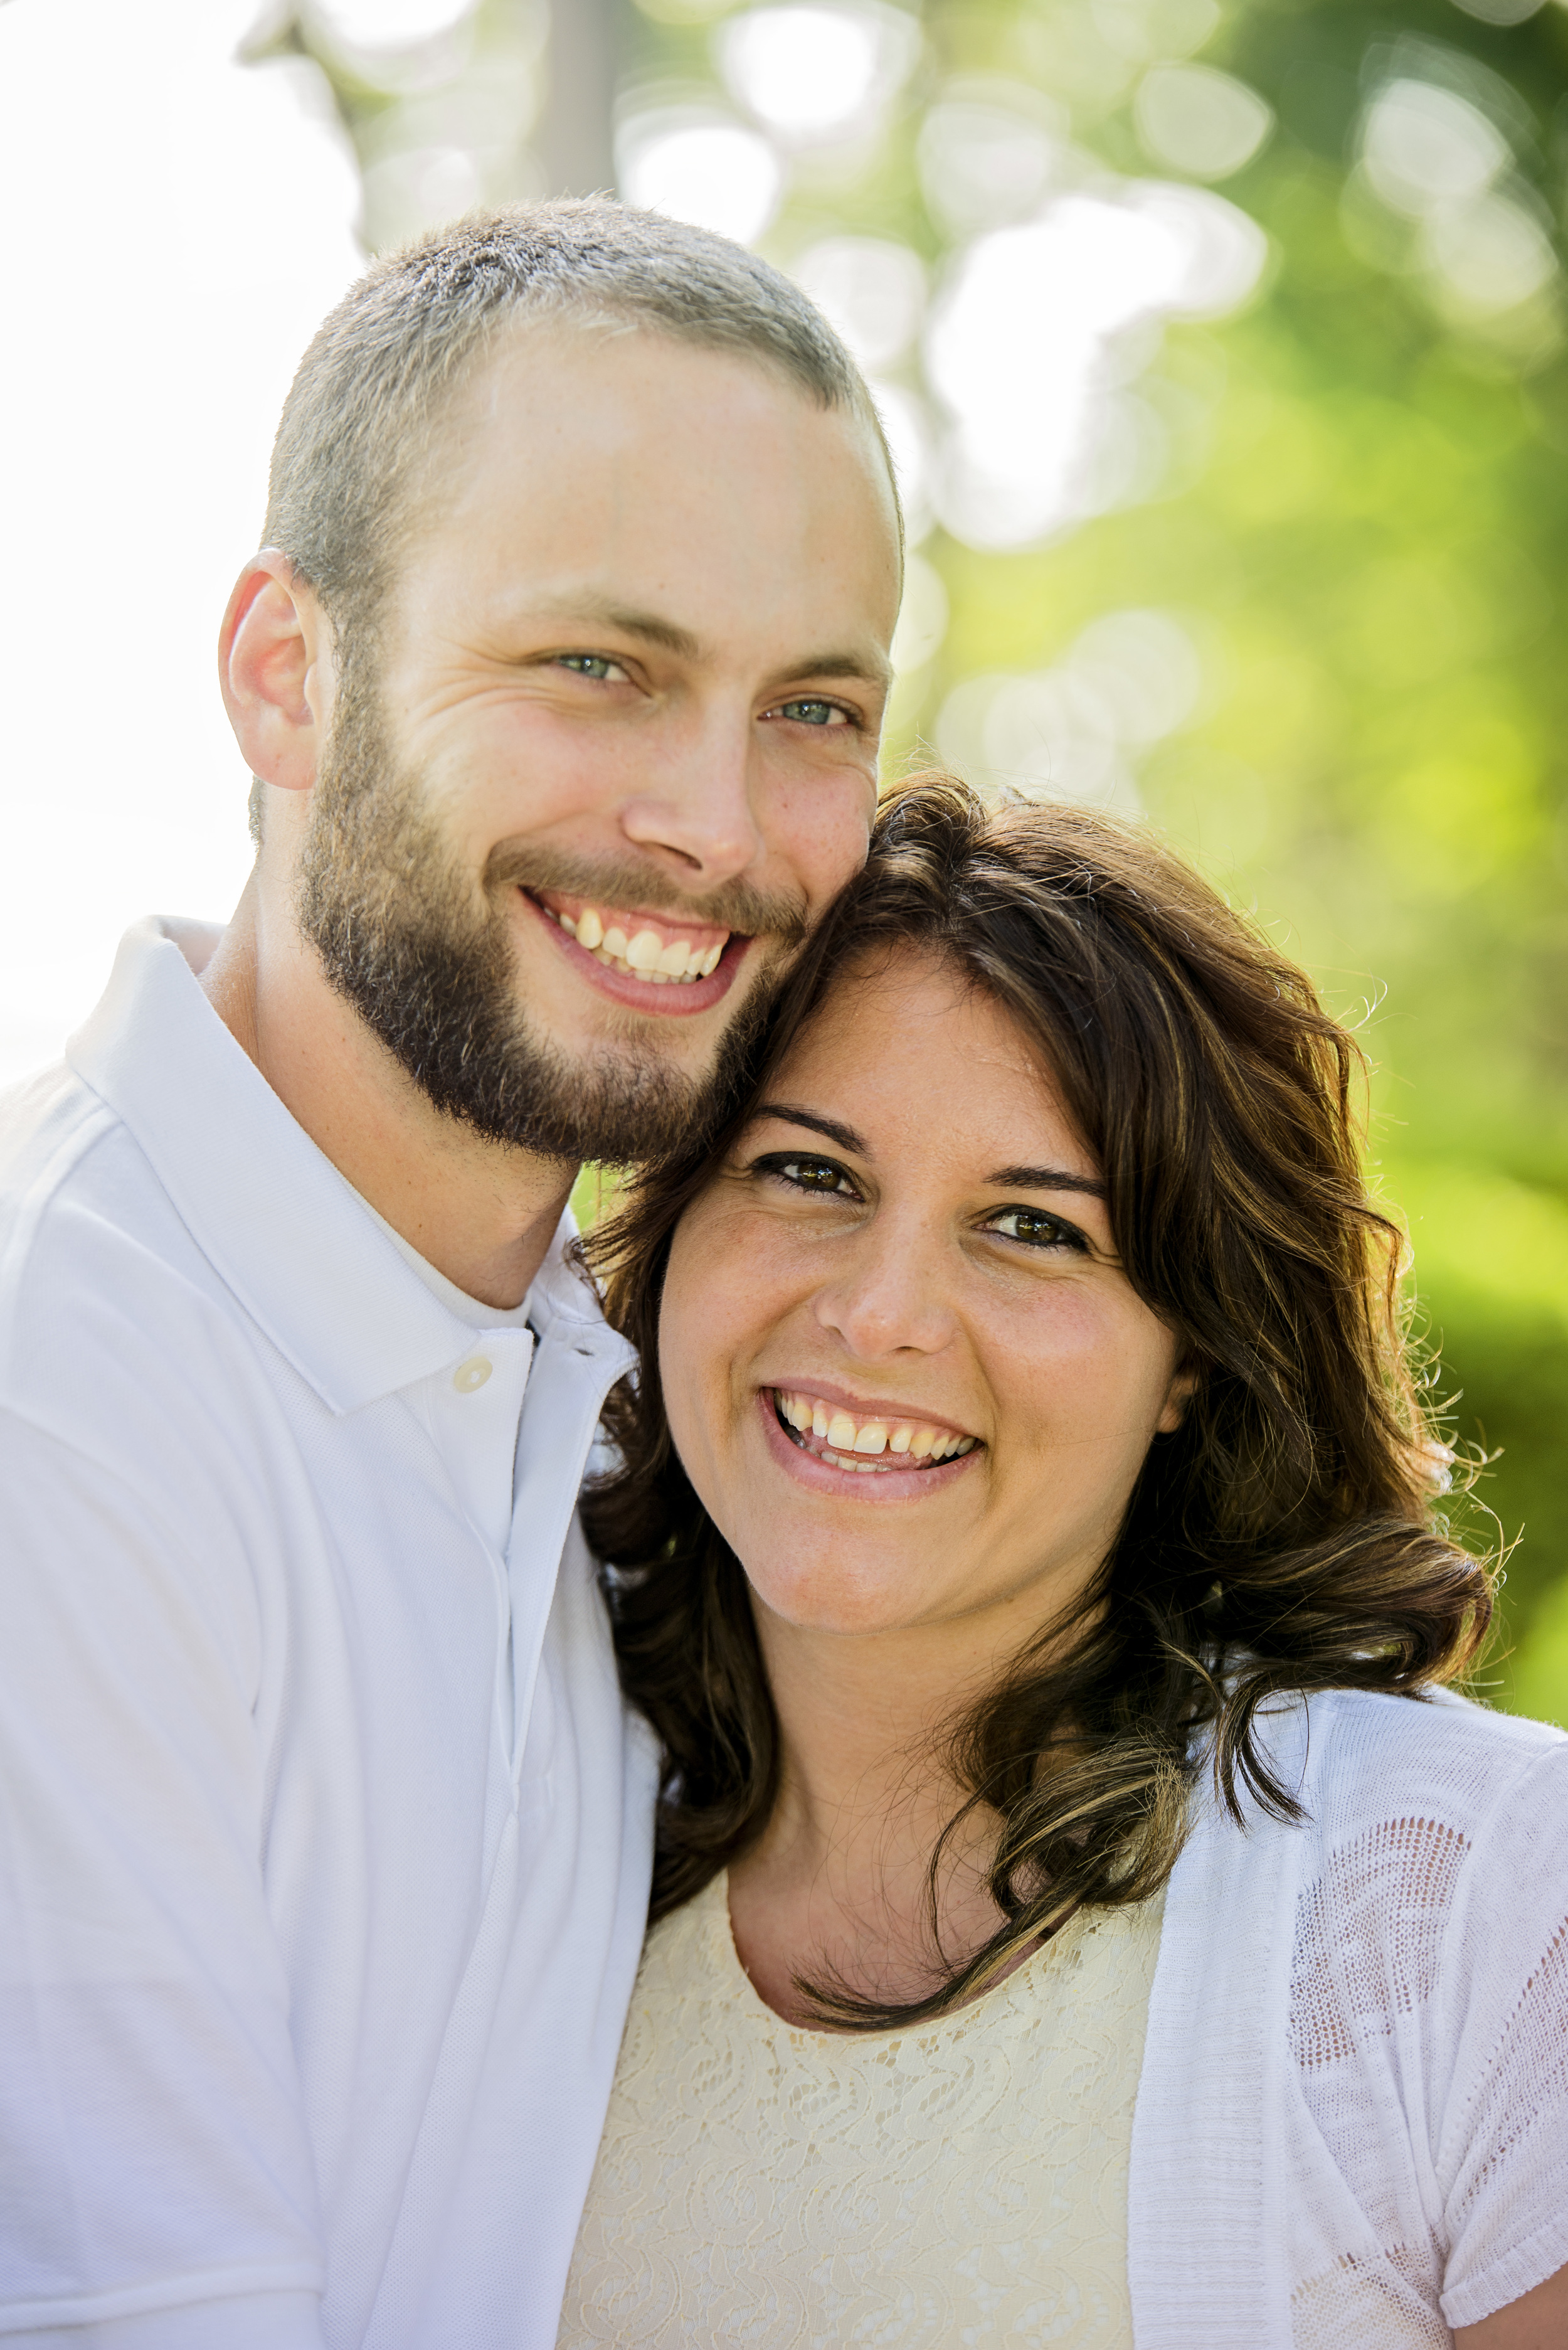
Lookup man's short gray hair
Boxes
[263,196,893,636]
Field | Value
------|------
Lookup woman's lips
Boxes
[773,1386,978,1465]
[757,1388,982,1501]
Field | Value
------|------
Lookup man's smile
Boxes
[532,886,731,983]
[521,885,750,1016]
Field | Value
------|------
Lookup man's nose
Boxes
[617,703,764,888]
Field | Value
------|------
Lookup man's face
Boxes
[295,320,901,1163]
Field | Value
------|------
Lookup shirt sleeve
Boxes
[0,1408,328,2344]
[1434,1738,1568,2330]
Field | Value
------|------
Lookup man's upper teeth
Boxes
[553,903,724,981]
[775,1389,978,1464]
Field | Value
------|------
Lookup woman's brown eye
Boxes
[988,1207,1087,1253]
[786,1160,844,1189]
[753,1152,854,1196]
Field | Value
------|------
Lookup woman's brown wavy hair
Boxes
[581,777,1493,2027]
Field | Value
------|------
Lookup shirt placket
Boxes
[504,1314,635,1794]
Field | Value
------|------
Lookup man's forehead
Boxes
[389,314,902,651]
[436,311,899,526]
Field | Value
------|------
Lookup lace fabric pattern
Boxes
[557,1876,1163,2349]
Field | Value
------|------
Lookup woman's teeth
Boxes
[774,1390,978,1471]
[546,901,725,984]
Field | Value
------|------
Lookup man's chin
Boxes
[494,1055,718,1166]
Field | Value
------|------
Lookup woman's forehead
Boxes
[761,949,1093,1169]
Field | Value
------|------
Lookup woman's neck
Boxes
[726,1610,1021,2026]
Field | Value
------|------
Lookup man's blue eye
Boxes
[778,698,842,726]
[559,655,617,679]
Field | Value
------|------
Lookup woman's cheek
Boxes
[657,1241,710,1462]
[661,1210,761,1456]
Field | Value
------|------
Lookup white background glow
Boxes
[917,84,1064,239]
[312,0,476,48]
[1134,61,1273,181]
[935,608,1203,811]
[794,235,926,371]
[926,183,1267,548]
[719,3,919,146]
[617,112,783,242]
[1359,72,1555,320]
[1363,78,1508,213]
[0,0,363,1083]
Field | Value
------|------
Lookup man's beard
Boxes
[294,657,805,1164]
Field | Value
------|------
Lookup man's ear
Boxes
[219,550,333,797]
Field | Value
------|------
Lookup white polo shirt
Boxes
[0,921,658,2349]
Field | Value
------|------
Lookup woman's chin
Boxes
[747,1563,944,1640]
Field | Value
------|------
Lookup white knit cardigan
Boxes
[1131,1686,1568,2346]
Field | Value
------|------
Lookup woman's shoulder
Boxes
[1182,1687,1568,1941]
[1212,1688,1568,1973]
[1298,1685,1567,1841]
[1187,1688,1568,1921]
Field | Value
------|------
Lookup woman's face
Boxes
[659,947,1191,1645]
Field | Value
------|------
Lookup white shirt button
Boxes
[452,1356,493,1394]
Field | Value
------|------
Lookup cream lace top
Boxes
[557,1873,1164,2349]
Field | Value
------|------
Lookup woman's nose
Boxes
[811,1228,958,1361]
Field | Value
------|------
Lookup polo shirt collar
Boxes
[68,920,633,1415]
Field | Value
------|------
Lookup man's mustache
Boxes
[484,841,810,949]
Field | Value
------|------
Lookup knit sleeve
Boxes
[1434,1739,1568,2331]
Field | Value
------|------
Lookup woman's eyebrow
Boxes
[751,1103,865,1154]
[987,1164,1108,1198]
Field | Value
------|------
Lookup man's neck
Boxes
[196,872,576,1310]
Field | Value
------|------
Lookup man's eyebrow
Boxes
[987,1164,1108,1199]
[751,1102,866,1154]
[518,597,891,691]
[531,596,702,661]
[762,649,894,694]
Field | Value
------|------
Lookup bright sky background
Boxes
[0,0,363,1083]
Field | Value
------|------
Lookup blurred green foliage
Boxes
[304,0,1568,1717]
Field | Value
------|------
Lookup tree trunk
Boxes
[535,0,622,197]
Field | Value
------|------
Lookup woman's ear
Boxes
[1156,1359,1199,1437]
[218,550,334,798]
